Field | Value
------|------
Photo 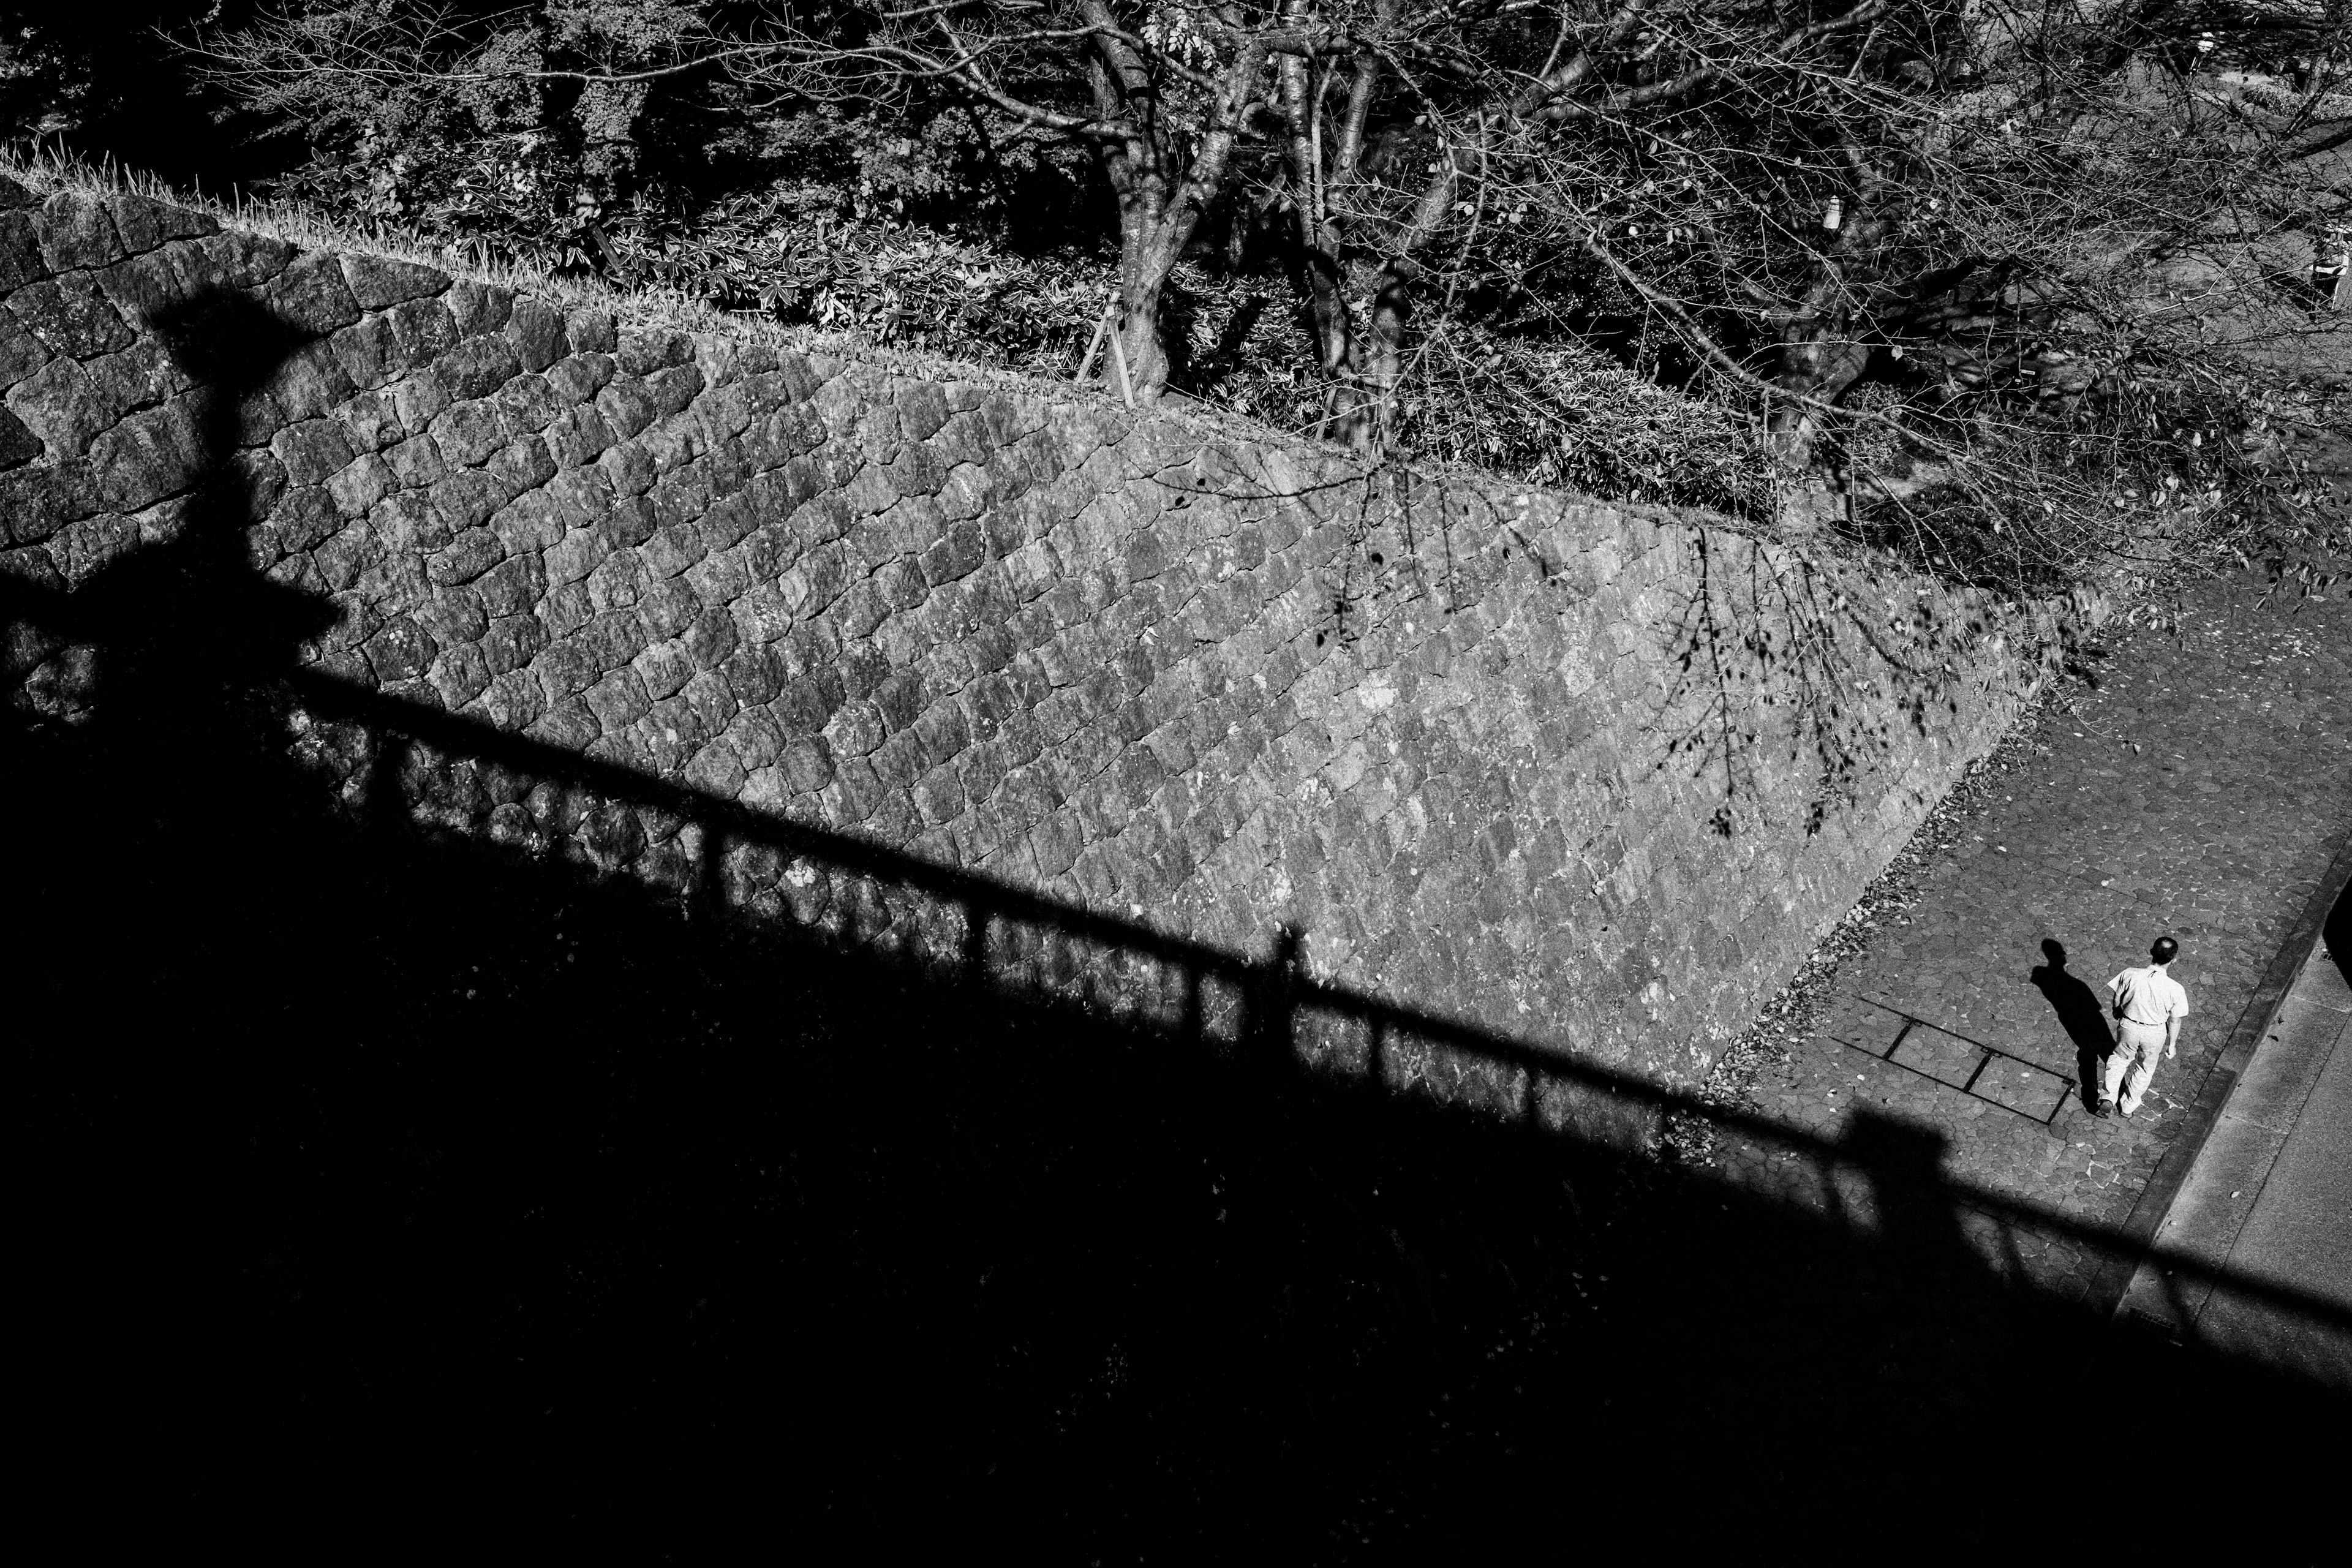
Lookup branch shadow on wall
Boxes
[2,288,2346,1547]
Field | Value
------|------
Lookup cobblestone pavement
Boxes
[1715,568,2352,1303]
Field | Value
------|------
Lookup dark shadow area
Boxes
[2034,938,2120,1112]
[4,291,2349,1548]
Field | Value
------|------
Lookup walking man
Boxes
[2099,937,2188,1118]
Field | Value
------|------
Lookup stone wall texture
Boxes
[0,178,2067,1095]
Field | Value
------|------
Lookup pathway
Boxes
[2117,911,2352,1383]
[1715,567,2352,1305]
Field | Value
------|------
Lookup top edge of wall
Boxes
[0,153,1756,542]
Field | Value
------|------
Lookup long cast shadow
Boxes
[2033,937,2119,1112]
[3,288,2348,1546]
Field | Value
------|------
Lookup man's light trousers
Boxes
[2101,1020,2169,1115]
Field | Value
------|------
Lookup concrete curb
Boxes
[2093,823,2352,1316]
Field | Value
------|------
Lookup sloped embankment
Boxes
[1,176,2064,1110]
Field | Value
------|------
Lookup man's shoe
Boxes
[2090,1101,2112,1118]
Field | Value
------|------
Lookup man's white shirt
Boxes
[2106,964,2188,1028]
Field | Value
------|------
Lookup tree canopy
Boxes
[9,1,2350,593]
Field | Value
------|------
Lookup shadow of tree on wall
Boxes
[2,289,2346,1547]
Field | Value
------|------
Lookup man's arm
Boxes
[2165,1016,2180,1058]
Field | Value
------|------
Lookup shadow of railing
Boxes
[4,275,2350,1541]
[280,663,2352,1380]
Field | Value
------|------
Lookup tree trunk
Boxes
[1115,238,1174,398]
[1280,20,1368,440]
[1338,140,1463,453]
[1082,12,1267,404]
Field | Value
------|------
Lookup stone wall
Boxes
[0,178,2065,1096]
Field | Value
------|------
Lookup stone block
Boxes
[684,603,738,670]
[646,362,703,417]
[616,328,692,376]
[587,545,649,613]
[273,485,342,552]
[771,733,830,793]
[488,486,564,559]
[485,434,556,499]
[434,335,523,401]
[0,453,101,545]
[429,399,512,468]
[545,352,613,404]
[0,310,45,393]
[364,616,436,684]
[684,737,747,799]
[6,355,105,456]
[636,575,698,638]
[429,641,492,710]
[689,540,755,611]
[545,404,614,469]
[637,527,704,586]
[384,295,461,367]
[335,386,402,453]
[341,254,450,311]
[109,194,217,254]
[475,550,548,619]
[726,644,792,710]
[0,404,39,469]
[326,451,394,520]
[445,279,514,337]
[427,469,503,535]
[187,229,293,294]
[258,254,363,334]
[507,298,568,371]
[599,440,656,499]
[329,313,401,390]
[533,637,601,701]
[382,431,450,488]
[679,665,739,739]
[480,614,548,676]
[527,696,599,749]
[606,500,663,554]
[8,275,134,358]
[391,368,453,434]
[823,699,886,759]
[633,636,697,702]
[597,377,657,442]
[312,522,379,590]
[0,213,48,292]
[496,371,567,432]
[273,418,356,489]
[33,192,124,273]
[476,666,547,731]
[267,339,358,424]
[90,394,206,511]
[578,606,650,671]
[545,524,615,589]
[725,705,786,772]
[429,527,507,587]
[586,667,654,732]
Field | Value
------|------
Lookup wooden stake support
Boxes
[1073,285,1135,407]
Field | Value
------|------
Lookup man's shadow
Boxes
[2,285,339,968]
[2029,938,2114,1111]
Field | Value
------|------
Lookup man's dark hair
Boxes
[2152,937,2180,965]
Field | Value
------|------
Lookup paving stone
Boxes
[1891,1023,1986,1090]
[1972,1057,2071,1120]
